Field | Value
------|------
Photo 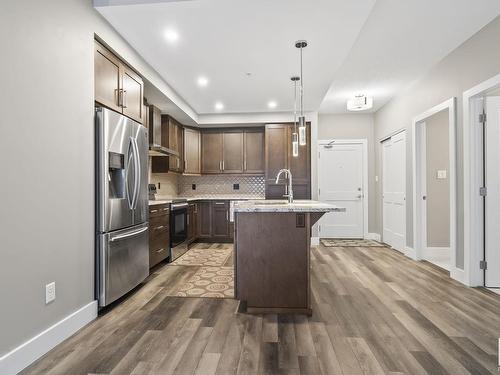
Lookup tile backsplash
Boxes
[179,175,265,198]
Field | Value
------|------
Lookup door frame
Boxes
[317,139,369,239]
[381,131,407,253]
[411,98,457,272]
[463,73,500,286]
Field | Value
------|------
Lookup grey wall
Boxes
[318,114,376,233]
[425,110,450,247]
[0,0,183,356]
[374,15,500,269]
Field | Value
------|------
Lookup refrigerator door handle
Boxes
[125,137,134,209]
[110,226,148,242]
[131,137,141,209]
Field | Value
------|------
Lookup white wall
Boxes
[374,15,500,268]
[0,0,192,363]
[318,114,376,233]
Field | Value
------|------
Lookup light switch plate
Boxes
[46,282,56,304]
[437,170,447,179]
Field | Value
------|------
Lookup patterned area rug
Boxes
[169,266,234,298]
[321,239,386,247]
[170,244,232,267]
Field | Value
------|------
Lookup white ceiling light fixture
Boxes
[347,94,373,111]
[215,101,224,111]
[164,29,179,43]
[268,100,277,109]
[291,76,300,158]
[295,40,308,146]
[197,76,208,87]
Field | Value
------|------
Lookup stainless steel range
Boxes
[169,199,189,261]
[95,107,149,308]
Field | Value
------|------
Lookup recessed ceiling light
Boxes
[197,76,208,87]
[164,29,179,43]
[215,102,224,111]
[268,101,277,109]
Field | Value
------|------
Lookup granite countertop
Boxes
[149,195,265,206]
[232,200,346,213]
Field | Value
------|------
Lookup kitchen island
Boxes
[233,200,344,315]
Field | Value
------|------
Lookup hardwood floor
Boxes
[21,244,500,375]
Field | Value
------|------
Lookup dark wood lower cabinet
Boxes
[194,200,232,243]
[148,204,170,268]
[187,203,198,244]
[212,201,229,238]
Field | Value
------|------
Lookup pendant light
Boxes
[295,40,308,146]
[291,76,300,157]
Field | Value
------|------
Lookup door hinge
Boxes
[480,187,487,196]
[480,260,487,270]
[479,113,487,123]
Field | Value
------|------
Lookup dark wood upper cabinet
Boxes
[94,42,121,113]
[121,65,143,123]
[264,123,311,199]
[244,129,265,174]
[184,128,201,175]
[168,117,184,173]
[212,201,230,238]
[222,131,244,173]
[265,124,289,180]
[201,132,223,173]
[94,40,144,123]
[201,129,264,175]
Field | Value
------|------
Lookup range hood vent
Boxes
[149,144,179,157]
[147,105,179,157]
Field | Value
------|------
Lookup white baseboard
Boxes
[365,233,381,241]
[405,246,418,260]
[311,237,320,246]
[0,301,97,375]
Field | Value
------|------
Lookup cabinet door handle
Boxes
[177,158,180,169]
[214,202,225,205]
[115,89,121,107]
[226,210,228,220]
[155,225,164,230]
[162,208,169,212]
[244,160,247,171]
[122,90,127,108]
[219,161,222,171]
[222,161,224,170]
[157,248,165,253]
[150,209,158,213]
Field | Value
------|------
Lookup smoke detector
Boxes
[347,94,373,111]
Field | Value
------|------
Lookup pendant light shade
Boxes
[291,76,300,157]
[296,40,307,146]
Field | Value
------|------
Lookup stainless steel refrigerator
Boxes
[95,107,149,307]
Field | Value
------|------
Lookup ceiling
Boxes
[96,0,500,116]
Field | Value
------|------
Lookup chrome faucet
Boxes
[275,168,293,203]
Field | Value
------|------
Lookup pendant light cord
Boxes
[300,45,304,116]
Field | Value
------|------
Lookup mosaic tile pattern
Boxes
[170,244,232,267]
[178,175,265,198]
[170,266,234,298]
[320,239,386,247]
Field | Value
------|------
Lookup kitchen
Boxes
[95,36,338,310]
[4,1,500,374]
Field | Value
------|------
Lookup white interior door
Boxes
[382,131,406,252]
[318,142,364,238]
[485,96,500,287]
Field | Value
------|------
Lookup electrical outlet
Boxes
[192,184,196,190]
[46,282,56,304]
[233,183,240,190]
